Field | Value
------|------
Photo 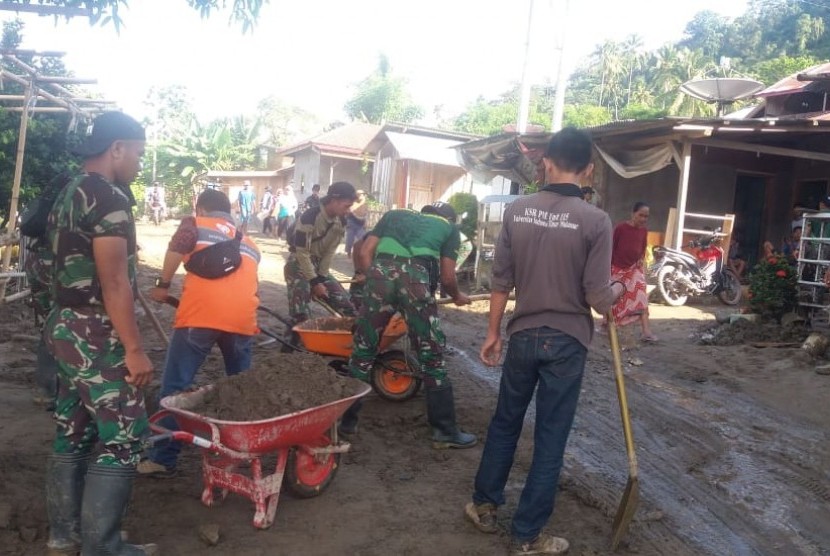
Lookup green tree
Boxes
[680,10,730,60]
[344,54,424,124]
[160,116,260,211]
[0,0,267,32]
[447,192,478,241]
[622,35,646,109]
[749,54,821,86]
[452,84,552,136]
[0,20,78,225]
[256,95,321,146]
[562,104,612,128]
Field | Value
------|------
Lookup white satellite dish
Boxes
[680,78,765,116]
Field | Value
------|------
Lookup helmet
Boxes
[421,201,457,223]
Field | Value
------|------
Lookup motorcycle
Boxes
[649,228,742,307]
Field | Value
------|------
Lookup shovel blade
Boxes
[610,476,639,550]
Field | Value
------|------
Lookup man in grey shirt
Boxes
[464,127,623,555]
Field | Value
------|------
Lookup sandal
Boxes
[641,335,659,343]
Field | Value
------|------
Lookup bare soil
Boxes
[1,221,829,555]
[191,352,363,421]
[700,319,811,346]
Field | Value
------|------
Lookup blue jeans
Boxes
[149,327,253,469]
[345,219,367,255]
[472,327,586,542]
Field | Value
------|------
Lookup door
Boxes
[408,184,433,211]
[797,180,827,211]
[732,175,766,267]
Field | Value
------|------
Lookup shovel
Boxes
[607,313,639,550]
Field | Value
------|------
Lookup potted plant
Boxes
[747,254,798,322]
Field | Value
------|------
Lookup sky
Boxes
[9,0,750,126]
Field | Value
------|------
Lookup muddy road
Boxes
[1,222,828,555]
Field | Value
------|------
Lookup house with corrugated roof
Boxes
[275,122,381,199]
[456,63,830,267]
[365,124,487,210]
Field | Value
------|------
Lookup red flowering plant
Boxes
[748,254,798,321]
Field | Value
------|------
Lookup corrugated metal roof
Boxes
[756,62,830,98]
[385,131,463,167]
[277,122,381,156]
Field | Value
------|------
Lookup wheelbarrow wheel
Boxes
[370,350,421,402]
[284,445,340,499]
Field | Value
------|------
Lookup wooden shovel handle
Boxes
[607,313,638,477]
[137,289,169,347]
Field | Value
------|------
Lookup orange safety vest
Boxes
[174,215,260,335]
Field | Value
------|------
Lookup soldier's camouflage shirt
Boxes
[47,173,138,308]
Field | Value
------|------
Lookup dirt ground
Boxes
[1,220,830,555]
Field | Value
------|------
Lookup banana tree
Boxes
[163,117,260,210]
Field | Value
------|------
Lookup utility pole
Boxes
[517,0,535,133]
[551,0,570,132]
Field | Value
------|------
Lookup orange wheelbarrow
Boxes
[146,381,371,529]
[291,314,422,402]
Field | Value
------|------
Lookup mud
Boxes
[294,317,354,332]
[699,318,810,346]
[2,223,830,555]
[191,352,363,421]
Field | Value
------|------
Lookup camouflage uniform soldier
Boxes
[43,112,157,555]
[343,202,476,449]
[284,181,358,323]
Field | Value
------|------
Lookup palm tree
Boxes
[592,40,624,109]
[622,34,645,109]
[652,46,717,116]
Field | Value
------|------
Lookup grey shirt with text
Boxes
[491,189,617,348]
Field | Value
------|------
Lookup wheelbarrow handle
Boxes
[146,423,251,461]
[259,325,312,354]
[145,429,213,451]
[257,305,294,328]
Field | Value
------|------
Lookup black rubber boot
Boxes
[425,381,477,449]
[46,452,88,555]
[339,399,363,436]
[81,464,157,555]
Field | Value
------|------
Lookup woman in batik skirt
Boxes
[608,201,657,342]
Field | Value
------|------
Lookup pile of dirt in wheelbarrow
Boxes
[191,352,364,421]
[699,318,810,346]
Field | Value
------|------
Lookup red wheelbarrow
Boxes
[146,381,371,529]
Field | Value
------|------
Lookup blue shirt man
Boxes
[236,180,255,233]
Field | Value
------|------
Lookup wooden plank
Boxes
[691,138,830,163]
[664,207,677,248]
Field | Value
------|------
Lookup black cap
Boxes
[421,201,457,223]
[323,181,358,202]
[71,111,145,157]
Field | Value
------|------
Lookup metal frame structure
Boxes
[0,48,115,302]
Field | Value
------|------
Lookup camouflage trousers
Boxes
[44,306,149,467]
[348,258,447,387]
[284,255,355,322]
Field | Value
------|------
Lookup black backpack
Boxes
[184,230,243,279]
[20,173,72,239]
